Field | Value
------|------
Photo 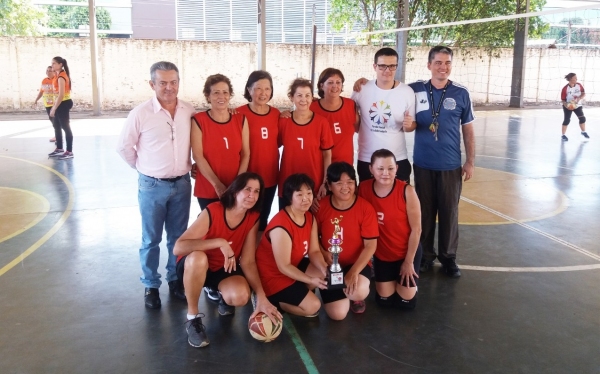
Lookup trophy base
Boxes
[327,270,345,290]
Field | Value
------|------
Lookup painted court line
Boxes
[461,196,600,264]
[283,315,319,374]
[0,156,74,277]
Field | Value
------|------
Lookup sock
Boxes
[187,314,197,320]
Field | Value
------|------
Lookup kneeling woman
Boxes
[174,172,281,348]
[358,149,423,309]
[316,162,379,320]
[256,174,328,317]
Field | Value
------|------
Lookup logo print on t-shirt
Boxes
[443,98,457,110]
[369,100,392,126]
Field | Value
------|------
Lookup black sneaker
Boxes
[168,280,186,301]
[581,132,590,139]
[48,148,64,157]
[144,288,161,309]
[561,135,568,141]
[442,260,462,278]
[420,260,434,273]
[203,286,220,301]
[185,314,209,348]
[218,296,235,316]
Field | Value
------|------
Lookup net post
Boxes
[89,0,102,115]
[257,0,266,70]
[395,0,409,82]
[509,0,530,108]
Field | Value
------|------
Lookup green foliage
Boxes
[0,0,45,36]
[328,0,550,48]
[45,0,111,37]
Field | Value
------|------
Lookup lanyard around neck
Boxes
[428,80,450,123]
[427,80,450,141]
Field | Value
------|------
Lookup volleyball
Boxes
[567,101,577,110]
[248,312,282,342]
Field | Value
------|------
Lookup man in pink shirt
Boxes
[117,61,195,309]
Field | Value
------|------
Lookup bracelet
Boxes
[228,255,235,259]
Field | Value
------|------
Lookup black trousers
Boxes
[357,159,412,184]
[259,185,277,231]
[53,99,74,152]
[413,165,462,264]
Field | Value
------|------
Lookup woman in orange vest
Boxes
[48,56,74,160]
[33,66,56,143]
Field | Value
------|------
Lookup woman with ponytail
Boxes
[48,56,75,160]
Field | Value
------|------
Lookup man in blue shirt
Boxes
[406,46,475,278]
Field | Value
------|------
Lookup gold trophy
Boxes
[327,216,344,290]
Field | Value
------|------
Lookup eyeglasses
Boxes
[376,64,398,71]
[166,122,174,140]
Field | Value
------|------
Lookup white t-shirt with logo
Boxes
[351,80,415,162]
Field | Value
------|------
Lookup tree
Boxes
[328,0,397,45]
[45,0,111,37]
[0,0,45,36]
[329,0,550,48]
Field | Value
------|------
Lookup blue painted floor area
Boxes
[0,108,599,373]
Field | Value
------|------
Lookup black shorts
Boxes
[266,258,310,310]
[373,246,422,288]
[176,255,244,290]
[319,264,371,304]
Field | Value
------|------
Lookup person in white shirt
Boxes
[116,61,195,309]
[560,73,590,141]
[351,47,416,183]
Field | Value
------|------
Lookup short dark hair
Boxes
[370,149,397,165]
[150,61,179,82]
[565,73,576,80]
[203,74,234,101]
[244,70,274,102]
[317,68,345,99]
[282,173,315,207]
[374,47,398,64]
[288,78,312,98]
[220,172,264,213]
[428,45,453,63]
[326,162,356,184]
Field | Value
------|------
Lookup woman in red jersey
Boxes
[256,174,328,317]
[316,162,378,319]
[47,56,74,160]
[192,74,250,210]
[278,79,333,211]
[174,172,281,348]
[311,68,359,166]
[236,71,280,232]
[358,149,423,310]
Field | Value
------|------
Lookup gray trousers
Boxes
[413,165,462,264]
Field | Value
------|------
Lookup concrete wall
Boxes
[3,36,600,112]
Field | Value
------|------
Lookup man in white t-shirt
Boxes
[351,47,416,183]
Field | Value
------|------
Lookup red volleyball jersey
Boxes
[200,202,260,272]
[277,113,334,196]
[236,104,280,187]
[316,195,379,267]
[256,209,314,296]
[310,98,356,165]
[358,179,411,261]
[192,111,245,199]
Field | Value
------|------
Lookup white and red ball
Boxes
[567,102,577,110]
[248,312,282,343]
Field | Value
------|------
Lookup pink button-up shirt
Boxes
[117,96,195,178]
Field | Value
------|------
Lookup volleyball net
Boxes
[323,5,600,107]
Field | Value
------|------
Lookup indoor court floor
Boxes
[0,107,599,374]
